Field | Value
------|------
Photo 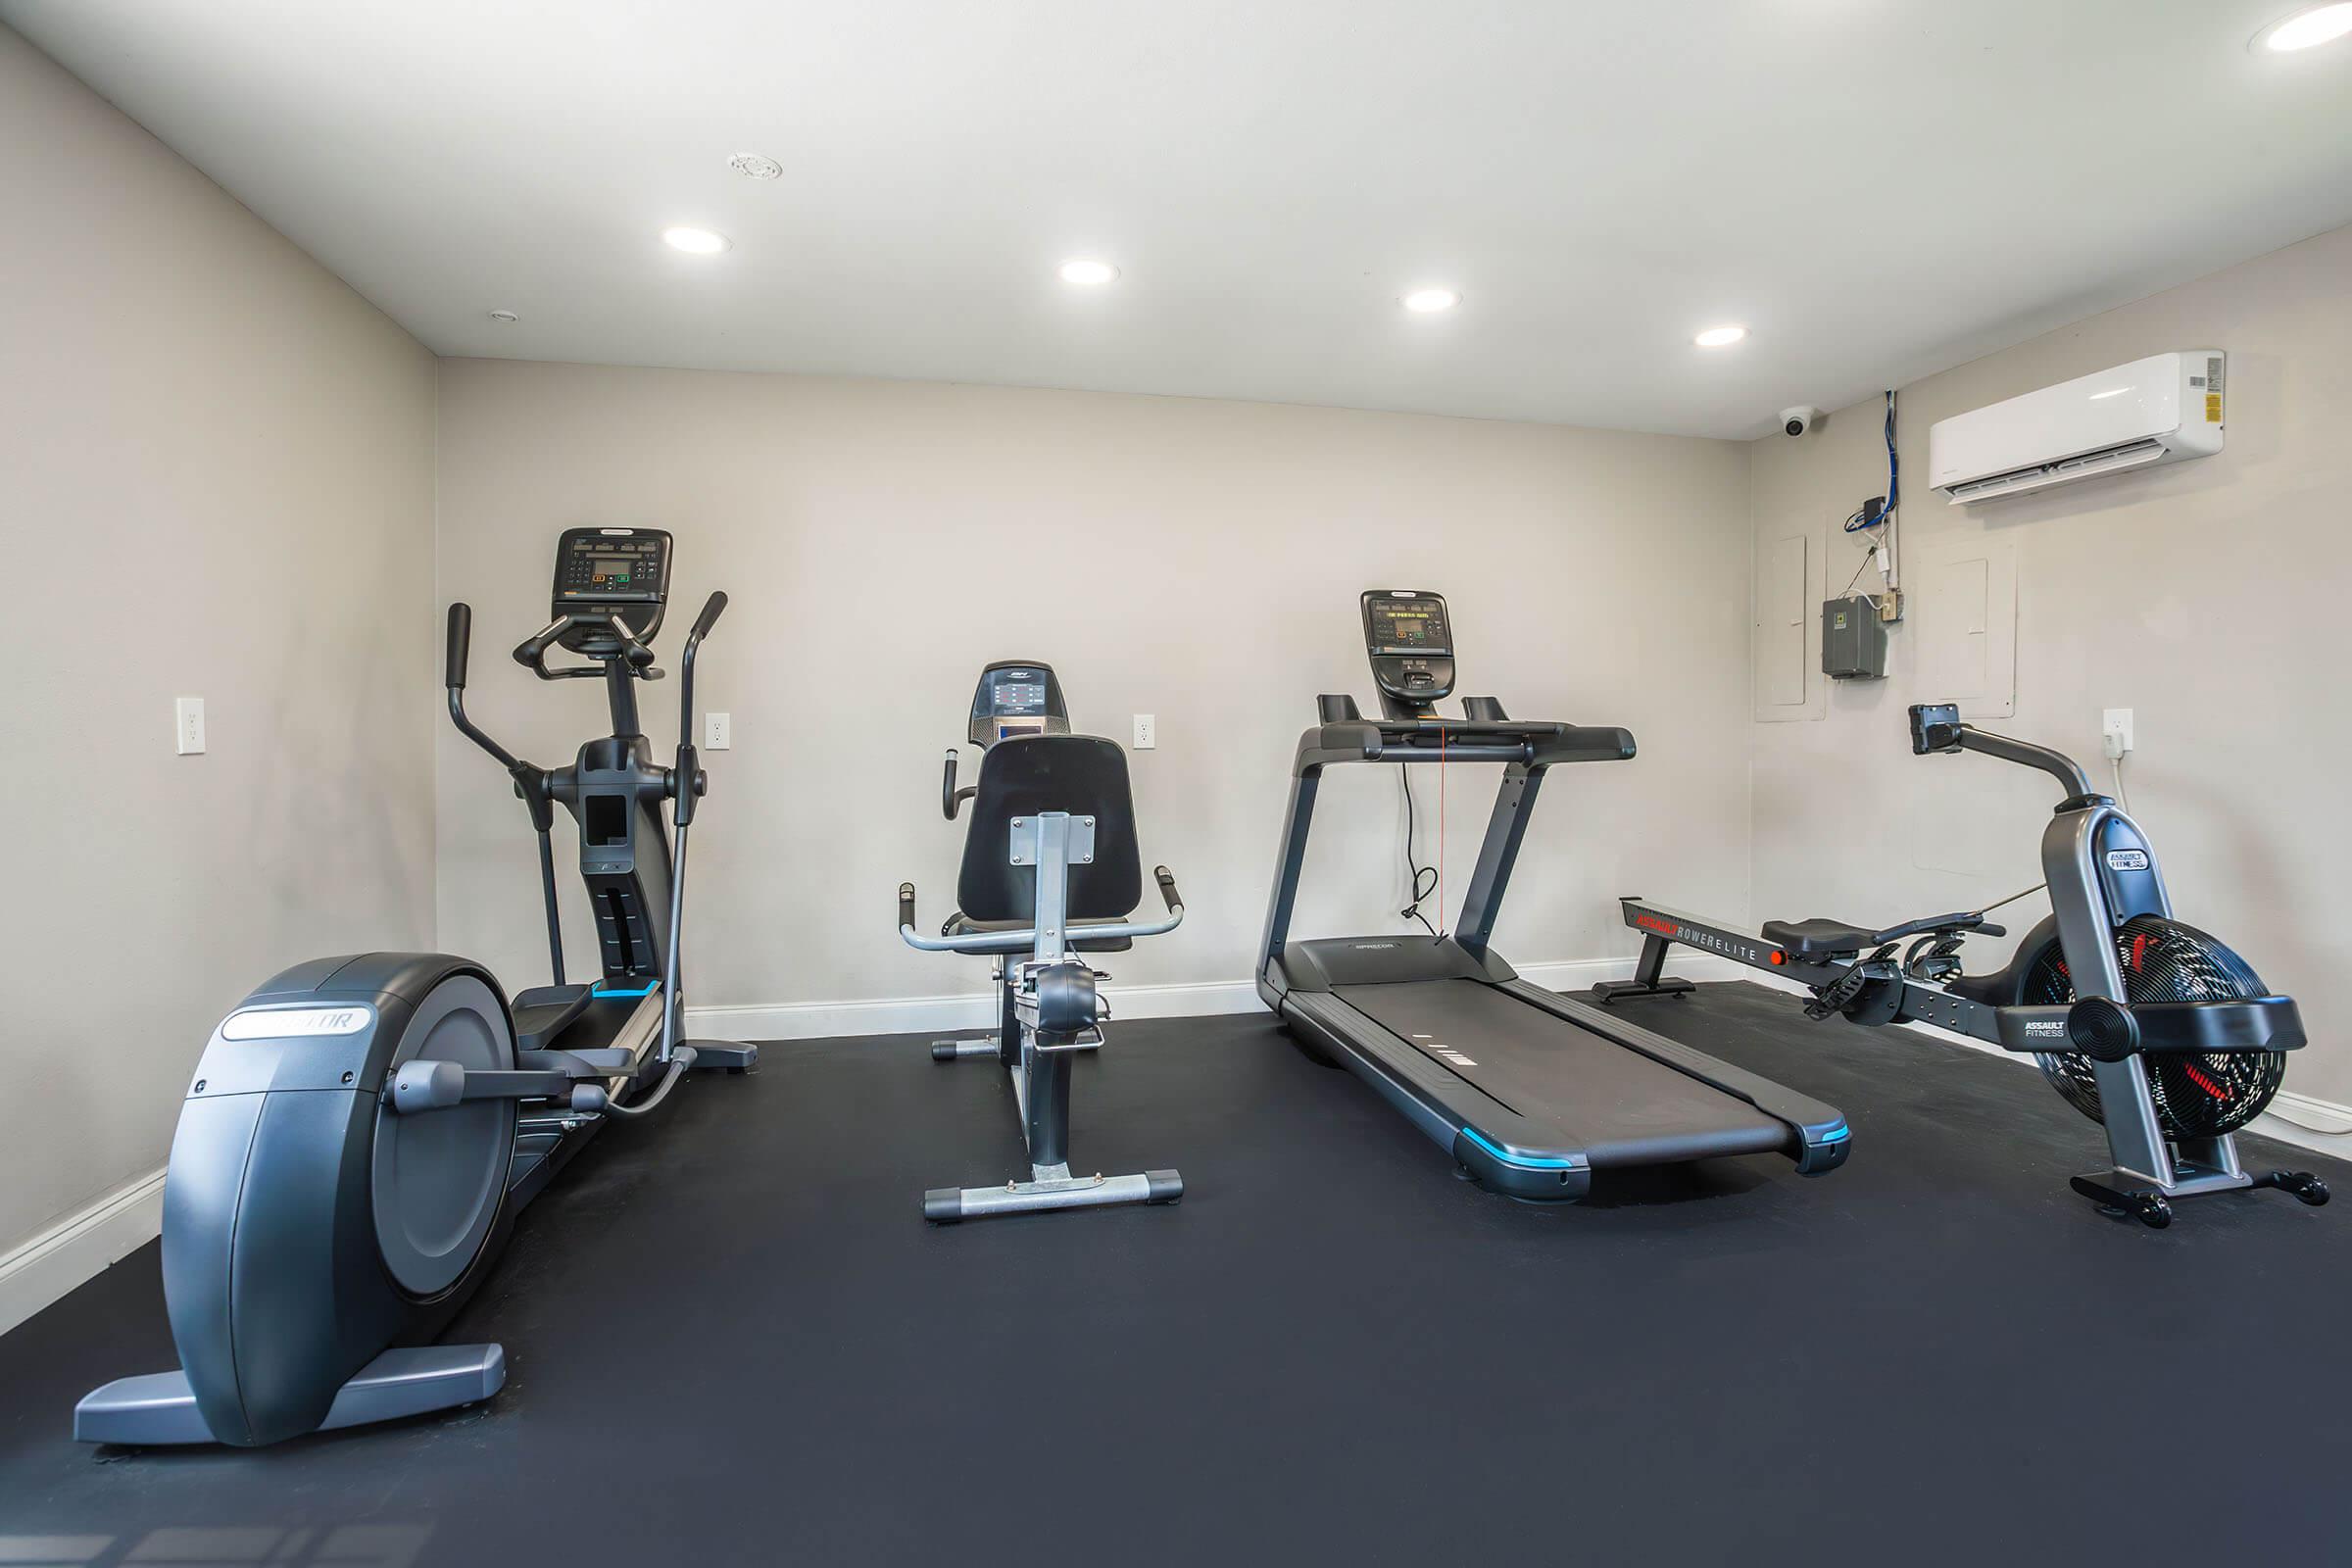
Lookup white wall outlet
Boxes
[1132,713,1156,751]
[2101,708,2133,759]
[174,696,206,756]
[705,710,732,750]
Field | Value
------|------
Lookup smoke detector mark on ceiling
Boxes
[727,152,783,180]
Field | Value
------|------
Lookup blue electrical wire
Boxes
[1844,389,1898,532]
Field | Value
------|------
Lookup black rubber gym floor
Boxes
[3,982,2346,1566]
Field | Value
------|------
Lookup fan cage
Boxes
[2022,915,2286,1139]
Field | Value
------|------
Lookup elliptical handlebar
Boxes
[512,613,659,680]
[445,603,472,691]
[675,592,725,755]
[511,615,575,675]
[687,589,728,645]
[446,604,527,775]
[658,591,726,1064]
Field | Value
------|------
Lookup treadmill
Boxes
[1257,591,1851,1200]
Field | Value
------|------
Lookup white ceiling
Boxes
[7,0,2351,438]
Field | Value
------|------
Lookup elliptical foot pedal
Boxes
[2069,1175,2174,1229]
[682,1039,759,1074]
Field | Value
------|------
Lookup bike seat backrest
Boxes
[956,734,1143,923]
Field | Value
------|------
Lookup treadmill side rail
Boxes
[1494,981,1853,1175]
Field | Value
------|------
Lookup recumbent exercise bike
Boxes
[898,662,1187,1223]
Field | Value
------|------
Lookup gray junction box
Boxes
[1822,595,1887,679]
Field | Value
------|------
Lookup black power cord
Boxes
[1398,767,1441,936]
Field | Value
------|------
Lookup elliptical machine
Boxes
[76,527,755,1446]
[1599,703,2328,1227]
[897,662,1188,1223]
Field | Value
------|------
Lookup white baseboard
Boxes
[681,956,1753,1044]
[685,975,1268,1043]
[2248,1089,2352,1152]
[0,1168,166,1338]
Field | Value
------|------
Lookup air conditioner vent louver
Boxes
[1929,353,2223,505]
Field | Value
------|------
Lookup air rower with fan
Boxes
[1593,703,2328,1228]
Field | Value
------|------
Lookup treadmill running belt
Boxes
[1331,979,1793,1166]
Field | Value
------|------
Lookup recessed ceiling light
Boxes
[727,152,783,180]
[487,309,519,323]
[1058,258,1119,285]
[1693,324,1748,348]
[2256,2,2352,50]
[662,226,732,255]
[1401,288,1460,313]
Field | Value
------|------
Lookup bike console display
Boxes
[551,527,673,654]
[1361,590,1456,716]
[968,661,1070,746]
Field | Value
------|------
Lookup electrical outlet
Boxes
[1133,713,1156,751]
[705,710,731,750]
[174,696,206,756]
[2102,708,2133,758]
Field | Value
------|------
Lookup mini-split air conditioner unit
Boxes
[1928,350,2225,504]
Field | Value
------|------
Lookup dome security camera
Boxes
[1780,406,1822,437]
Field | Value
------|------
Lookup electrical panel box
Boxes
[1822,595,1887,680]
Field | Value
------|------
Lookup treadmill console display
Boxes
[968,662,1071,746]
[552,528,673,649]
[1360,590,1457,713]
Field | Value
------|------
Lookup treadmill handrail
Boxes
[1263,706,1637,973]
[1293,718,1636,773]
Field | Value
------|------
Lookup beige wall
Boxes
[1746,221,2352,1105]
[1,27,439,1260]
[434,360,1757,1021]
